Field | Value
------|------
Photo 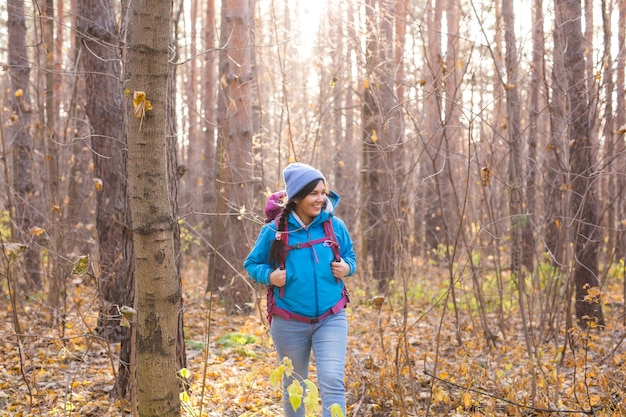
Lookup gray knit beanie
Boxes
[283,162,325,199]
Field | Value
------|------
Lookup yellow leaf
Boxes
[179,390,190,403]
[93,178,103,191]
[459,363,467,376]
[462,391,472,409]
[287,380,303,411]
[179,368,191,379]
[281,357,293,376]
[363,79,370,89]
[269,367,283,389]
[29,226,45,236]
[15,88,23,97]
[303,379,320,414]
[330,403,345,417]
[133,91,153,120]
[371,130,378,143]
[433,387,445,403]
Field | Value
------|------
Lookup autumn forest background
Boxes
[2,0,626,416]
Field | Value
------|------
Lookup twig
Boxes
[423,369,594,415]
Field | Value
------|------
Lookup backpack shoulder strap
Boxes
[323,218,341,262]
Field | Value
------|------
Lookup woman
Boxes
[244,162,357,417]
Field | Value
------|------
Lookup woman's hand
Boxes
[270,268,287,287]
[331,258,350,279]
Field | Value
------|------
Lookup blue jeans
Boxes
[270,310,347,417]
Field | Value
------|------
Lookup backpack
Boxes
[264,195,346,325]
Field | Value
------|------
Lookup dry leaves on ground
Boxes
[1,262,626,416]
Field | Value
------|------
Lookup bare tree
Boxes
[362,0,404,293]
[554,0,605,328]
[40,0,65,315]
[76,0,136,398]
[127,0,181,414]
[600,0,618,264]
[211,0,258,314]
[616,0,626,260]
[523,0,545,273]
[6,0,42,290]
[416,0,443,258]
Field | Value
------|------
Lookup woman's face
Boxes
[294,180,327,225]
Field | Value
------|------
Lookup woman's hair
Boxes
[269,179,325,265]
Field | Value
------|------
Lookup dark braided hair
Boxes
[269,179,326,266]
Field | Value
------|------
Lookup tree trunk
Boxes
[502,0,524,277]
[554,0,605,328]
[76,0,131,342]
[76,0,136,399]
[418,0,443,257]
[127,0,181,414]
[7,0,42,291]
[41,0,64,316]
[523,0,544,271]
[362,0,404,293]
[615,0,626,260]
[600,0,617,265]
[545,15,568,268]
[213,0,257,314]
[168,3,188,377]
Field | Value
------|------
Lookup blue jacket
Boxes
[244,191,357,319]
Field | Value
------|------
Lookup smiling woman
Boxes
[244,162,357,417]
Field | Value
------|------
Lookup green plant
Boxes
[216,332,259,357]
[270,357,345,417]
[178,368,199,417]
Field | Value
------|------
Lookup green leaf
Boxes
[330,403,345,417]
[270,366,283,389]
[179,368,191,379]
[72,255,89,275]
[287,380,303,411]
[303,379,320,414]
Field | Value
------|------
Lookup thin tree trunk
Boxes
[169,0,188,378]
[127,0,181,414]
[42,0,64,315]
[601,0,617,264]
[615,0,626,260]
[7,0,42,291]
[523,0,544,272]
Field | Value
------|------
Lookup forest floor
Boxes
[2,259,626,416]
